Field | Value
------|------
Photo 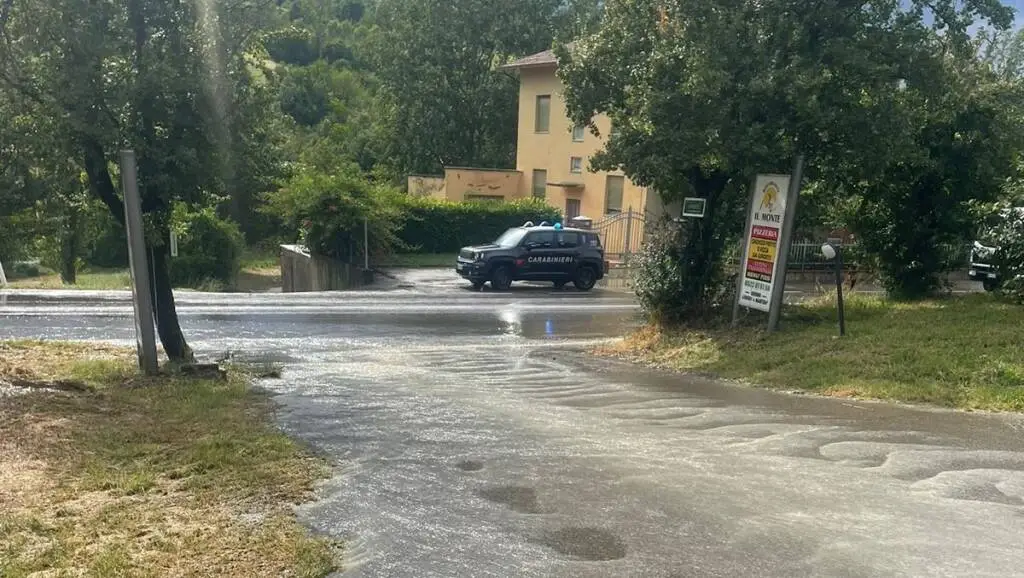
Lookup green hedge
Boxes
[397,197,562,254]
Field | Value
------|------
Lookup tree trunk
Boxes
[148,244,193,362]
[59,209,79,285]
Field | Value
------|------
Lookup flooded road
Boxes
[3,282,1024,577]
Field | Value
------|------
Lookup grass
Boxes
[0,341,338,577]
[6,268,132,290]
[376,253,456,268]
[602,293,1024,412]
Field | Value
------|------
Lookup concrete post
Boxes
[119,150,159,375]
[767,154,805,332]
[0,258,7,287]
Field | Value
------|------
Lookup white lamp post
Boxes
[821,242,846,336]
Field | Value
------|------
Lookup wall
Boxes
[515,66,650,220]
[407,175,446,199]
[443,168,522,201]
[280,245,373,292]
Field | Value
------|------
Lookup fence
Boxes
[591,208,648,260]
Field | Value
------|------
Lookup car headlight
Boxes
[475,252,486,262]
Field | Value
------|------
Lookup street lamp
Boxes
[821,242,846,336]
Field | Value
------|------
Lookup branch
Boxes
[82,137,125,226]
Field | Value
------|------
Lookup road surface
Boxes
[2,279,1024,577]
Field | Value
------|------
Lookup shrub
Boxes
[631,220,737,324]
[169,205,245,288]
[262,168,407,262]
[985,204,1024,304]
[396,197,561,254]
[83,205,129,269]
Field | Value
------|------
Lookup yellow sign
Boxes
[759,182,780,213]
[748,238,776,262]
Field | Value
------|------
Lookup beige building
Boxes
[407,47,662,224]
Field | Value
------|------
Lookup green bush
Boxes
[262,168,407,262]
[169,205,245,288]
[631,220,738,324]
[397,197,562,254]
[84,211,129,269]
[985,205,1024,304]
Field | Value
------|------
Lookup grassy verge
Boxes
[376,253,456,268]
[6,269,132,290]
[0,341,337,577]
[602,293,1024,412]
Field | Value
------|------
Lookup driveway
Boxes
[2,281,1023,577]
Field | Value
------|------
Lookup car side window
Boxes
[557,232,579,248]
[523,231,555,248]
[585,233,601,247]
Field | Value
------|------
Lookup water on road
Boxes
[3,279,1024,577]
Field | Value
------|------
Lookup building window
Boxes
[570,157,583,174]
[605,175,624,214]
[535,95,551,133]
[532,169,547,199]
[566,198,581,221]
[572,124,585,142]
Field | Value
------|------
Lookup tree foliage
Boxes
[367,0,563,177]
[559,0,1019,317]
[0,0,283,360]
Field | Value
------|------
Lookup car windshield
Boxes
[494,228,528,248]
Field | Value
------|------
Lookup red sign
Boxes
[751,226,779,241]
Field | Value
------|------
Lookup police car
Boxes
[455,222,607,291]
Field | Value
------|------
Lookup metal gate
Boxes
[591,207,647,260]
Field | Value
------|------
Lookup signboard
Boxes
[681,197,706,218]
[738,174,791,313]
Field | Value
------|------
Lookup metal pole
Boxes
[767,154,805,332]
[120,150,159,376]
[835,246,846,336]
[623,207,633,256]
[732,180,759,326]
[363,217,369,270]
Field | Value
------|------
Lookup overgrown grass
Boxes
[0,341,337,577]
[603,293,1024,411]
[376,253,456,268]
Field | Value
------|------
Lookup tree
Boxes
[1,0,280,361]
[558,0,1016,318]
[367,0,562,177]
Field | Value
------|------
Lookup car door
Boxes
[554,231,581,278]
[519,230,558,279]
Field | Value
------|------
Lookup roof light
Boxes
[554,222,563,230]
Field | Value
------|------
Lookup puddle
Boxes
[456,459,484,472]
[477,485,543,514]
[534,526,627,561]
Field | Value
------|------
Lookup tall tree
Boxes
[367,0,562,177]
[1,0,279,360]
[559,0,1017,316]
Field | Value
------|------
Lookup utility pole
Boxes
[120,150,159,375]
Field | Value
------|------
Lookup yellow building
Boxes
[407,47,663,223]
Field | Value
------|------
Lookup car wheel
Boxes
[471,281,485,291]
[490,266,513,291]
[983,279,999,292]
[573,266,597,291]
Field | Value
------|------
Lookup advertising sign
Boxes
[738,175,791,312]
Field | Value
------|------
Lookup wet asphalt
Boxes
[3,270,1024,577]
